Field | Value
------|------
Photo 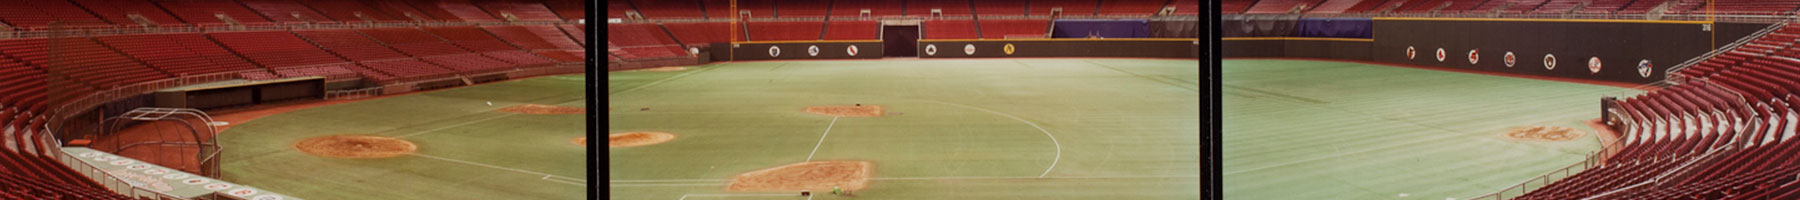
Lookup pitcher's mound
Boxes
[1503,126,1585,142]
[610,132,675,148]
[498,104,586,115]
[641,66,689,72]
[804,105,884,117]
[294,135,417,158]
[573,137,587,146]
[726,161,872,192]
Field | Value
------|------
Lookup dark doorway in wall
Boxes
[883,25,918,57]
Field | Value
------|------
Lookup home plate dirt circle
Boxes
[1502,126,1585,142]
[294,135,417,158]
[726,161,872,192]
[497,104,586,115]
[609,132,675,148]
[804,105,884,117]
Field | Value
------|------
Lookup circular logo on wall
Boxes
[807,45,820,56]
[847,45,859,56]
[1544,54,1558,70]
[1504,51,1516,67]
[1406,46,1417,60]
[127,164,151,170]
[768,46,781,57]
[80,152,101,158]
[1588,57,1603,74]
[110,159,134,166]
[964,44,977,55]
[1468,49,1480,65]
[163,173,190,179]
[1004,43,1016,55]
[925,44,938,56]
[1638,59,1654,78]
[144,169,168,175]
[1435,48,1446,62]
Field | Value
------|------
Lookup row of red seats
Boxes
[0,0,579,29]
[615,0,1189,19]
[1519,22,1800,199]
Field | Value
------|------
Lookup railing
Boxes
[324,88,383,100]
[1464,136,1627,200]
[56,151,183,199]
[5,19,581,39]
[1667,18,1792,81]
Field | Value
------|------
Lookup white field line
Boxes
[397,98,583,138]
[411,153,586,186]
[918,100,1062,178]
[805,116,841,161]
[613,66,712,95]
[678,193,797,200]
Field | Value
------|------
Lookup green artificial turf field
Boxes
[1223,59,1642,199]
[608,58,1201,199]
[218,74,587,200]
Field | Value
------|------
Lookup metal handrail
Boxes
[1666,19,1793,81]
[5,20,580,39]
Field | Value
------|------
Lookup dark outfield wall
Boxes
[1374,19,1723,83]
[917,40,1201,58]
[729,42,885,60]
[1224,17,1772,84]
[1222,39,1370,60]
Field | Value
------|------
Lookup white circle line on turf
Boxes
[805,116,841,162]
[679,193,795,200]
[917,100,1062,178]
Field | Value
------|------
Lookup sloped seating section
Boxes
[409,0,501,22]
[71,0,184,25]
[1518,22,1800,200]
[154,0,272,24]
[922,19,978,39]
[424,26,521,52]
[907,0,975,16]
[270,64,360,80]
[359,28,469,57]
[46,37,171,89]
[482,50,555,66]
[979,19,1050,39]
[356,58,454,82]
[1222,0,1256,13]
[293,30,410,61]
[746,21,824,41]
[662,22,730,45]
[775,0,832,17]
[241,0,331,22]
[97,33,260,75]
[210,31,345,68]
[421,54,514,73]
[632,0,707,18]
[475,0,562,21]
[545,0,588,20]
[974,1,1030,16]
[300,0,404,21]
[1097,0,1169,15]
[1032,0,1102,16]
[829,0,905,17]
[824,20,881,40]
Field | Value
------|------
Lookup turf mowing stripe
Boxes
[918,99,1062,178]
[805,116,841,162]
[411,153,586,185]
[610,65,717,96]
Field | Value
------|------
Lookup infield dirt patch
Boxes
[1502,126,1585,142]
[726,161,872,192]
[573,137,587,146]
[294,135,418,158]
[498,104,586,115]
[609,132,674,148]
[803,105,884,117]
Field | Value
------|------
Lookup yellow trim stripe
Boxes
[918,38,1199,42]
[732,40,883,44]
[1373,17,1712,24]
[1220,37,1373,42]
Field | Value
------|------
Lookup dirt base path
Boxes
[726,161,872,192]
